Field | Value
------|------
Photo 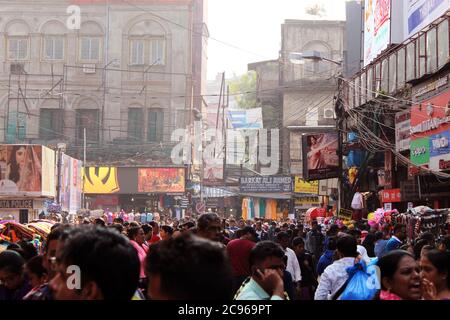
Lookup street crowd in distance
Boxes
[0,212,449,301]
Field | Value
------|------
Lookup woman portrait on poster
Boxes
[6,145,41,192]
[307,135,326,170]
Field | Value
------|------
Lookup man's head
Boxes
[197,213,222,242]
[240,226,257,242]
[394,224,407,241]
[311,220,318,230]
[336,235,358,258]
[50,226,140,300]
[249,241,285,290]
[43,225,71,278]
[276,232,290,250]
[149,221,160,234]
[292,237,305,255]
[145,234,232,300]
[0,250,25,290]
[141,224,153,241]
[238,219,245,229]
[255,221,262,231]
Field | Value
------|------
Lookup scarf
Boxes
[380,290,403,300]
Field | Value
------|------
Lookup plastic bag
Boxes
[340,259,379,300]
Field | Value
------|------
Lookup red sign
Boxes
[410,89,450,138]
[196,201,205,214]
[382,189,401,203]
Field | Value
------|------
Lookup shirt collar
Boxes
[248,278,270,299]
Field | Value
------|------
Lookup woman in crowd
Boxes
[160,225,174,241]
[420,249,450,300]
[127,226,149,280]
[376,250,421,300]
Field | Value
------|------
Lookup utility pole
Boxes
[82,128,87,209]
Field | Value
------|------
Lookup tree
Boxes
[305,3,326,17]
[227,71,257,109]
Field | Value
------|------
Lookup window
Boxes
[150,38,165,65]
[80,37,101,61]
[148,109,164,142]
[44,36,64,60]
[406,42,416,81]
[438,20,449,69]
[389,54,397,93]
[8,38,28,60]
[128,108,143,141]
[426,29,437,74]
[40,109,63,140]
[76,109,99,144]
[6,111,26,143]
[175,110,189,129]
[130,39,145,65]
[397,48,406,88]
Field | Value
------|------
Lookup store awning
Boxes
[239,193,293,200]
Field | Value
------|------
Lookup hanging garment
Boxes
[254,199,260,219]
[259,199,266,218]
[249,198,255,220]
[242,198,248,220]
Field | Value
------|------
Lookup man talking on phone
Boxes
[234,241,288,300]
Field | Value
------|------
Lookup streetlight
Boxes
[288,50,342,66]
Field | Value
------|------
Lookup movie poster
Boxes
[302,133,339,181]
[138,168,185,193]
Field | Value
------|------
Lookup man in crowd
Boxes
[385,224,407,253]
[255,221,269,241]
[306,220,325,268]
[226,226,258,294]
[196,213,223,243]
[50,226,140,300]
[276,232,302,288]
[315,235,358,300]
[235,241,287,300]
[145,233,233,300]
[0,250,32,300]
[148,221,161,244]
[292,237,317,300]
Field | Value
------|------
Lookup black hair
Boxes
[7,145,26,183]
[113,217,124,225]
[141,224,153,235]
[127,226,142,240]
[25,255,47,278]
[326,236,338,251]
[240,226,257,238]
[424,250,450,288]
[292,237,305,247]
[108,224,124,234]
[362,233,377,257]
[197,213,220,231]
[94,218,106,227]
[440,235,450,251]
[413,239,428,260]
[347,229,361,239]
[418,232,435,245]
[129,221,139,228]
[375,231,384,241]
[327,224,339,236]
[377,250,414,290]
[276,231,289,241]
[249,241,285,267]
[0,250,25,275]
[45,224,70,253]
[6,243,20,250]
[161,225,174,236]
[337,235,358,257]
[145,233,232,300]
[59,226,140,300]
[17,240,38,261]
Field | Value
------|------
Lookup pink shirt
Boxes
[130,240,149,278]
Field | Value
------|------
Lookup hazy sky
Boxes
[207,0,347,79]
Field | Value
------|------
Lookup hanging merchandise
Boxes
[254,199,260,219]
[242,198,249,220]
[348,167,358,185]
[259,199,266,218]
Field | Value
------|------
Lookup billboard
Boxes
[138,168,185,193]
[302,133,339,181]
[59,154,83,213]
[364,0,391,66]
[0,145,45,196]
[396,110,411,152]
[294,177,319,194]
[240,176,292,193]
[228,108,263,129]
[203,163,224,185]
[405,0,450,38]
[429,130,450,171]
[410,138,431,165]
[41,146,56,197]
[70,158,83,213]
[84,167,120,194]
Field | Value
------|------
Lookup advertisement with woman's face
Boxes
[302,133,339,181]
[0,145,42,195]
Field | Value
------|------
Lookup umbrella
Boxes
[306,207,326,220]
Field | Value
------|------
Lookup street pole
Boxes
[83,127,87,209]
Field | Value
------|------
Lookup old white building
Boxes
[0,0,208,164]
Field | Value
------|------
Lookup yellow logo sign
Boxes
[83,167,120,194]
[294,177,319,194]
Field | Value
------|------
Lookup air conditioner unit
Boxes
[323,107,336,119]
[83,64,96,74]
[10,63,25,75]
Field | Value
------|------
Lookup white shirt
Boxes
[314,257,355,300]
[284,247,302,282]
[351,192,363,210]
[357,245,371,265]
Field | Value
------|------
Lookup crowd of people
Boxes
[0,212,449,300]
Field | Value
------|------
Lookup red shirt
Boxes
[226,239,256,277]
[150,234,161,244]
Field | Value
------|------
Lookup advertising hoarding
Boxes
[429,130,450,171]
[396,110,411,152]
[364,0,391,66]
[240,176,292,193]
[410,138,431,165]
[405,0,450,38]
[138,168,185,193]
[228,108,263,129]
[294,177,319,194]
[84,167,120,194]
[302,133,339,181]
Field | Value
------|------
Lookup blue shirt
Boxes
[317,250,334,276]
[374,239,388,258]
[385,236,402,253]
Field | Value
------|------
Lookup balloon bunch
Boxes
[368,208,399,230]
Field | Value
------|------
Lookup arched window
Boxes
[79,21,104,63]
[128,20,166,66]
[127,106,143,141]
[6,20,30,61]
[41,20,66,61]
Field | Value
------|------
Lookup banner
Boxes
[429,130,450,171]
[70,158,83,213]
[240,176,292,193]
[203,163,224,186]
[138,168,185,193]
[302,133,339,181]
[41,146,56,197]
[410,138,431,165]
[228,108,263,129]
[294,177,319,194]
[381,188,402,203]
[364,0,391,66]
[84,167,120,194]
[396,110,411,152]
[405,0,450,38]
[294,196,320,209]
[0,145,43,196]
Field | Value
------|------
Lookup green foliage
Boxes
[228,71,257,109]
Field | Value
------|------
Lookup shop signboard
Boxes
[339,208,353,221]
[294,177,319,194]
[405,0,450,38]
[138,168,185,193]
[429,130,450,171]
[381,189,402,203]
[396,110,411,152]
[240,176,292,193]
[0,199,33,209]
[410,138,430,166]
